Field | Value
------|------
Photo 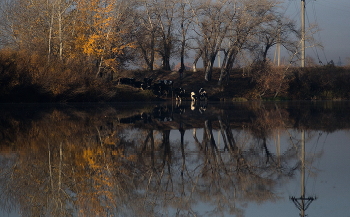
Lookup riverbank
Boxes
[1,50,350,103]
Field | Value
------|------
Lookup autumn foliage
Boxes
[0,0,138,102]
[1,0,350,102]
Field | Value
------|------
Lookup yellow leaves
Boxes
[82,148,103,169]
[69,0,136,72]
[82,34,104,56]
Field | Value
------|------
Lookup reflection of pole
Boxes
[275,129,280,166]
[217,130,221,149]
[291,130,316,217]
[301,130,305,217]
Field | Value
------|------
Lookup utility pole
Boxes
[290,130,316,217]
[277,40,281,66]
[274,34,281,66]
[301,0,306,67]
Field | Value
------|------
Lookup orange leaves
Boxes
[71,0,135,72]
[1,0,136,75]
[82,148,103,169]
[82,34,104,56]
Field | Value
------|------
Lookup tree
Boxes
[218,0,280,85]
[153,0,177,71]
[132,0,178,71]
[252,15,299,64]
[189,0,233,81]
[72,0,136,77]
[132,0,159,71]
[47,0,76,62]
[0,0,51,53]
[177,0,192,72]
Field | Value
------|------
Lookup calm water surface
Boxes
[0,101,349,217]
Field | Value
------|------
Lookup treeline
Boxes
[1,0,350,102]
[1,48,350,102]
[0,0,300,80]
[288,65,350,100]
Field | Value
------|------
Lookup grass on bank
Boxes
[2,49,350,102]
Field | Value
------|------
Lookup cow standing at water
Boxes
[141,78,153,90]
[191,88,207,101]
[191,91,198,101]
[174,87,186,101]
[199,88,208,101]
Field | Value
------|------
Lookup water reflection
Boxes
[0,101,350,217]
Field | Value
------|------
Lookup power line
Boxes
[305,1,324,65]
[310,0,328,64]
[315,0,350,14]
[286,0,329,65]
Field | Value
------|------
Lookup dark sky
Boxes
[282,0,350,65]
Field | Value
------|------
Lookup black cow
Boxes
[133,81,143,88]
[141,78,153,90]
[199,88,208,101]
[118,77,135,85]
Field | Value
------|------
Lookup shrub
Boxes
[251,62,289,99]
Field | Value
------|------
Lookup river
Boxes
[0,101,349,217]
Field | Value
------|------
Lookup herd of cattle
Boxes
[118,77,208,101]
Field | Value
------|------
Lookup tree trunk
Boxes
[180,39,185,71]
[218,50,229,85]
[47,2,55,63]
[204,54,216,81]
[138,33,155,71]
[162,56,171,71]
[218,48,237,85]
[192,50,202,72]
[58,4,63,60]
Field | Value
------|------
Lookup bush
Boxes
[251,62,289,99]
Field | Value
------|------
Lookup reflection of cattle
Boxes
[119,113,152,124]
[174,88,186,101]
[153,80,173,97]
[118,77,135,85]
[199,103,207,114]
[190,99,207,113]
[119,107,173,123]
[153,106,173,122]
[175,101,186,114]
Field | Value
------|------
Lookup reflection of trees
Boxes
[0,109,137,217]
[190,114,294,215]
[0,102,330,216]
[132,109,300,216]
